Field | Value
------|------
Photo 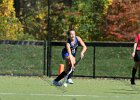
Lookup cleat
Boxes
[53,80,62,86]
[67,79,74,84]
[130,78,135,85]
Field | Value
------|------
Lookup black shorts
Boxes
[134,50,140,62]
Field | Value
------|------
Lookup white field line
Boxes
[0,92,138,98]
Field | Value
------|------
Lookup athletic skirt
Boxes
[61,49,76,60]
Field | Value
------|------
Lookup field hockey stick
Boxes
[61,58,81,86]
[74,57,81,66]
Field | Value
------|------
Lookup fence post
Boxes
[47,42,51,77]
[93,45,96,78]
[43,40,47,75]
[47,0,51,77]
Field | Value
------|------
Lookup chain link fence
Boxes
[1,40,139,79]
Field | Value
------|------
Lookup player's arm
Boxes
[66,42,74,67]
[132,42,138,57]
[77,36,87,59]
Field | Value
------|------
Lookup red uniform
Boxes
[135,34,140,50]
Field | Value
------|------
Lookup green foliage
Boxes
[21,0,111,41]
[50,0,112,41]
[4,0,136,41]
[21,0,47,40]
[67,0,96,41]
[5,0,136,41]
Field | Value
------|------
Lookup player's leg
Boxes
[131,50,140,85]
[53,55,74,86]
[53,52,68,86]
[131,62,139,85]
[53,56,71,85]
[53,51,75,86]
[53,71,67,86]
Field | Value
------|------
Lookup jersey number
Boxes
[72,49,75,54]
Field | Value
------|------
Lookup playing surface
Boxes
[0,76,140,100]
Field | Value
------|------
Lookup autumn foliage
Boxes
[105,0,140,41]
[1,0,140,41]
[0,0,24,40]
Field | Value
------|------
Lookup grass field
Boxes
[0,76,140,100]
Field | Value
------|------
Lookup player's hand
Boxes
[80,52,84,59]
[132,52,135,58]
[71,66,75,71]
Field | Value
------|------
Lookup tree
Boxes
[20,0,47,40]
[19,0,112,41]
[50,0,112,41]
[0,0,25,40]
[105,0,140,41]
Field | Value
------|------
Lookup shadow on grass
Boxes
[105,79,140,94]
[40,76,67,93]
[119,79,140,93]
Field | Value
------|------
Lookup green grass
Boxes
[0,76,140,100]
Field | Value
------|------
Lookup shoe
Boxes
[66,79,74,84]
[53,80,61,86]
[130,78,135,85]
